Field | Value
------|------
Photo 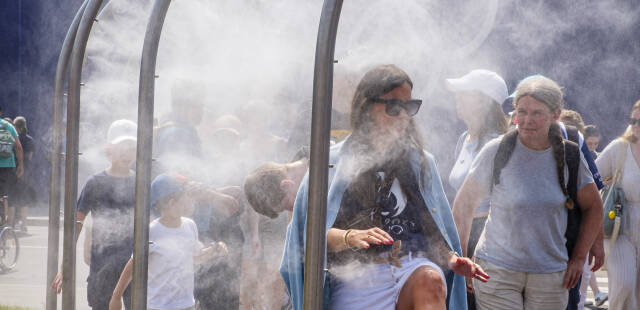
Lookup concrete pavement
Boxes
[0,222,90,309]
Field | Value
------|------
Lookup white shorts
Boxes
[328,254,446,310]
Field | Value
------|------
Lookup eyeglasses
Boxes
[630,118,640,126]
[371,98,422,117]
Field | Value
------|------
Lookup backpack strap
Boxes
[564,139,582,257]
[491,129,518,191]
[564,124,580,145]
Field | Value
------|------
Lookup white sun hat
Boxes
[446,69,509,105]
[106,119,137,145]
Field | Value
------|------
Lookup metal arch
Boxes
[62,0,105,308]
[47,2,89,309]
[304,0,343,309]
[132,0,172,308]
[131,0,342,309]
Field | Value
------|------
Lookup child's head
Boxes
[151,174,195,217]
[243,161,305,218]
[105,119,137,167]
[584,125,601,152]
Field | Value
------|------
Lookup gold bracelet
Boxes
[343,229,354,249]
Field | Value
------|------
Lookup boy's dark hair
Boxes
[243,162,287,219]
[584,125,600,139]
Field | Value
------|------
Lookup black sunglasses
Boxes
[371,98,422,117]
[630,118,640,126]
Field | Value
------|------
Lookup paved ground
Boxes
[0,209,612,309]
[0,218,90,309]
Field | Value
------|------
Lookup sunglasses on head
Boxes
[371,97,422,117]
[630,118,640,126]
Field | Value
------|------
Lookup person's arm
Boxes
[83,216,92,266]
[326,227,393,252]
[563,183,604,289]
[447,251,489,282]
[595,140,620,183]
[109,258,134,310]
[51,211,86,293]
[452,177,488,257]
[194,241,228,264]
[245,206,261,257]
[194,185,239,217]
[239,256,259,310]
[13,136,24,178]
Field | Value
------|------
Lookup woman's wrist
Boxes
[343,229,354,250]
[448,251,460,268]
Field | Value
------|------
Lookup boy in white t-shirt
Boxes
[109,174,228,310]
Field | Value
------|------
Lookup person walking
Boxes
[453,75,603,310]
[445,69,509,310]
[0,110,24,227]
[595,100,640,310]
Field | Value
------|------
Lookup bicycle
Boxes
[0,195,19,272]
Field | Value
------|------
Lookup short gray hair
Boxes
[513,75,564,112]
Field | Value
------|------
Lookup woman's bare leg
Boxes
[396,266,446,310]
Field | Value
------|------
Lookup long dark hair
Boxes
[346,64,429,180]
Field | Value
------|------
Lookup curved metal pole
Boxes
[47,2,89,309]
[62,0,104,308]
[304,1,343,309]
[132,0,171,308]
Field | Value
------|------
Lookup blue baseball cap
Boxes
[150,173,188,209]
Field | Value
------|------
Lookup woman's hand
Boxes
[448,253,489,284]
[346,227,394,250]
[199,241,229,263]
[51,271,63,294]
[563,256,585,289]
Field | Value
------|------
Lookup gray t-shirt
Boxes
[468,137,594,273]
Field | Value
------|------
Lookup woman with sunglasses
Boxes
[445,69,509,310]
[595,100,640,310]
[281,64,487,310]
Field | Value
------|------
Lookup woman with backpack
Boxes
[595,100,640,310]
[452,75,603,310]
[445,69,509,309]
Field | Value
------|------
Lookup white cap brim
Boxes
[109,136,136,145]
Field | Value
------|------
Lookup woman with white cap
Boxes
[445,69,509,309]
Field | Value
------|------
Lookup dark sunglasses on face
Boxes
[630,118,640,126]
[371,97,422,117]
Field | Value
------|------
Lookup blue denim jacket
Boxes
[280,139,467,310]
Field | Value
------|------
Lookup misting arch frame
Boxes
[45,0,456,309]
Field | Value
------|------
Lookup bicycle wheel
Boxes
[0,227,19,271]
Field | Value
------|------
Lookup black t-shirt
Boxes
[329,158,447,267]
[77,171,136,273]
[18,133,34,174]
